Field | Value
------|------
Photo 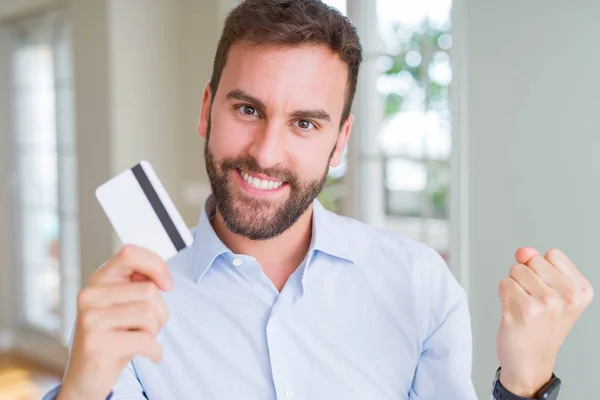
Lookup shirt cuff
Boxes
[42,385,61,400]
[42,385,114,400]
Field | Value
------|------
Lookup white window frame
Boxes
[0,5,77,368]
[344,0,469,291]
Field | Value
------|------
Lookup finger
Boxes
[508,263,550,297]
[85,302,164,336]
[524,255,577,296]
[498,276,529,303]
[131,272,151,282]
[109,331,163,364]
[77,283,168,325]
[545,248,592,292]
[514,247,541,265]
[89,245,172,291]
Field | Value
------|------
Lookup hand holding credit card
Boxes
[59,161,190,400]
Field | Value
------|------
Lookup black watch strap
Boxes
[492,367,561,400]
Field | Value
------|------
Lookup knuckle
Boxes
[88,270,99,286]
[563,289,578,308]
[545,248,561,259]
[141,282,159,300]
[585,285,595,303]
[77,287,92,309]
[498,278,512,296]
[539,293,559,310]
[79,309,97,331]
[509,264,525,277]
[119,244,138,260]
[141,303,156,321]
[522,301,542,319]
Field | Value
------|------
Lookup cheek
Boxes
[209,109,252,158]
[289,138,333,179]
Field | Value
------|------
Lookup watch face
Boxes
[539,377,561,400]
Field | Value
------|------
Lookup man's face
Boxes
[198,43,353,240]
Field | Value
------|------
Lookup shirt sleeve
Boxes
[40,362,145,400]
[408,248,478,399]
[40,317,146,400]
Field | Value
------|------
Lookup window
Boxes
[378,0,452,258]
[9,12,79,345]
[320,0,453,259]
[317,0,348,214]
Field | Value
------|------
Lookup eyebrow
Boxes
[226,89,332,123]
[290,109,331,123]
[226,89,266,111]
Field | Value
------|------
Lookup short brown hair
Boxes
[210,0,363,127]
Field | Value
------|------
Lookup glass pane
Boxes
[378,0,453,255]
[385,158,426,216]
[12,40,57,148]
[427,161,450,219]
[17,150,58,208]
[11,15,79,339]
[323,0,346,15]
[19,209,61,333]
[319,0,347,213]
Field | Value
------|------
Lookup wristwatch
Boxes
[492,367,561,400]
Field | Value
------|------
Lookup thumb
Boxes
[515,247,540,265]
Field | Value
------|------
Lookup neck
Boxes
[211,204,314,291]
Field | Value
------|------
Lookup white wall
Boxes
[465,0,600,397]
[79,0,218,279]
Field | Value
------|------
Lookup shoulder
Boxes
[327,209,440,273]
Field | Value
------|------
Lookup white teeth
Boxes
[240,170,284,191]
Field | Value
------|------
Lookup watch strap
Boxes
[492,367,561,400]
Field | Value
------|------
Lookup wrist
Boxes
[499,369,553,398]
[58,380,100,400]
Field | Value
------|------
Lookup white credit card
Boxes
[95,160,193,260]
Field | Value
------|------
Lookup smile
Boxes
[239,169,285,191]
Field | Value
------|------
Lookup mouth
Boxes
[235,168,289,196]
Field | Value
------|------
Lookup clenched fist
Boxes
[497,247,594,397]
[57,245,173,400]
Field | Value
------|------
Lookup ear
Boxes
[329,114,354,167]
[197,81,212,138]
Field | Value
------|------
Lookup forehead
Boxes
[218,42,348,115]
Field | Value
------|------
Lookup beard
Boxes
[204,116,333,241]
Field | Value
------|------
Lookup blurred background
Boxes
[0,0,598,398]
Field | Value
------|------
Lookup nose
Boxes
[248,119,286,170]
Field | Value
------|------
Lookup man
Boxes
[46,0,593,399]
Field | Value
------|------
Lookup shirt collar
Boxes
[191,195,229,282]
[309,198,357,265]
[191,195,357,282]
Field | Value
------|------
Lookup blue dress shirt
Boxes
[44,195,478,399]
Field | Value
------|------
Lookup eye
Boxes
[237,105,259,117]
[294,119,315,130]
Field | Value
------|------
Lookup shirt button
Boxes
[232,257,243,267]
[284,388,294,399]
